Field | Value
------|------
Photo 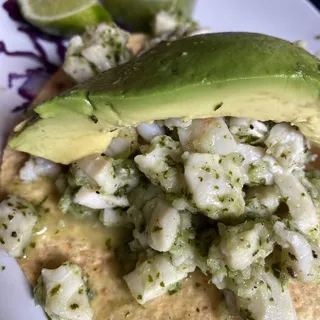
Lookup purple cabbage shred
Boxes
[1,0,67,113]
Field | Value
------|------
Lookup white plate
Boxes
[1,0,320,319]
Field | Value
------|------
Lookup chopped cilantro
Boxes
[252,250,259,257]
[288,252,297,261]
[312,250,318,259]
[50,284,61,296]
[153,226,163,232]
[90,115,98,123]
[105,238,112,250]
[272,263,282,279]
[213,102,223,111]
[70,303,79,310]
[168,282,181,295]
[287,266,297,279]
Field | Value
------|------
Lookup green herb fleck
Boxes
[244,135,260,144]
[272,263,282,279]
[90,115,98,123]
[287,266,297,278]
[50,284,61,296]
[213,102,223,111]
[163,170,169,179]
[1,266,5,271]
[288,252,297,261]
[185,191,193,200]
[153,226,163,232]
[168,282,181,295]
[137,294,142,300]
[105,238,112,250]
[30,242,36,248]
[159,137,166,147]
[0,237,5,245]
[8,215,14,220]
[148,275,154,282]
[160,281,165,287]
[70,303,79,310]
[87,288,95,300]
[78,288,84,295]
[252,250,259,257]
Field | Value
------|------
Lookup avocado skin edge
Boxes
[9,32,320,164]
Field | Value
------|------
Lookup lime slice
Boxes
[18,0,112,36]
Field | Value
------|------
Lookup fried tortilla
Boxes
[1,41,320,320]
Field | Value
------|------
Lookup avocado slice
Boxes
[101,0,196,32]
[9,32,320,164]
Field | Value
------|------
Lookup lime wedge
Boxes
[18,0,112,36]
